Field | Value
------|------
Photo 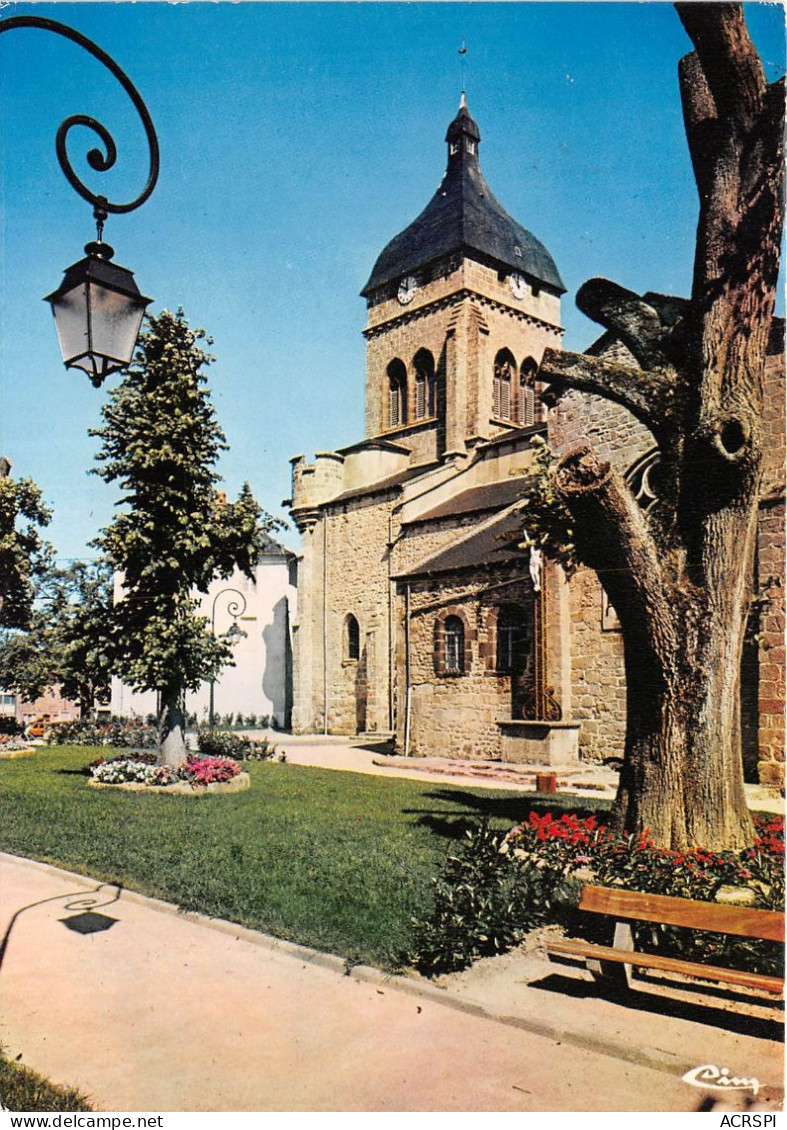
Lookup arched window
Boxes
[413,349,436,420]
[518,357,539,426]
[493,350,515,420]
[345,614,360,661]
[496,606,529,673]
[387,360,407,428]
[444,616,465,674]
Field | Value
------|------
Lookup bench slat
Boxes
[579,885,784,941]
[547,938,784,996]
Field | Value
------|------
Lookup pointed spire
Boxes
[445,94,481,166]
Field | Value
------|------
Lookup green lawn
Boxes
[0,745,582,968]
[0,1046,93,1113]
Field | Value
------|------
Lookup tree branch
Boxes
[676,3,767,129]
[677,4,784,309]
[576,278,670,368]
[555,447,678,667]
[678,51,719,204]
[539,348,675,440]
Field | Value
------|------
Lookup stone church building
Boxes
[287,98,785,787]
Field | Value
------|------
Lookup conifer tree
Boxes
[91,308,277,765]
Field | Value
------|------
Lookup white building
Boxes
[111,533,297,728]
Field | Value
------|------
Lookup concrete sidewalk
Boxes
[0,854,782,1113]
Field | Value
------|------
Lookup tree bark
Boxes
[554,446,756,850]
[158,686,187,768]
[534,5,783,850]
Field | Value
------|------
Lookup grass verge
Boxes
[0,745,592,967]
[0,1048,93,1112]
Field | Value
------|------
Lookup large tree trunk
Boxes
[613,605,753,851]
[555,446,755,850]
[159,686,187,768]
[536,5,783,851]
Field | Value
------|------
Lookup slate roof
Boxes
[327,462,441,506]
[362,100,564,297]
[395,504,528,580]
[404,476,527,525]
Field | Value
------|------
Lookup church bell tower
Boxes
[360,96,565,466]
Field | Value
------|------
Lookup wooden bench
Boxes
[546,885,784,997]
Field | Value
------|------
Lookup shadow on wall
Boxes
[262,596,293,729]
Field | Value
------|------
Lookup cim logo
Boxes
[682,1063,763,1097]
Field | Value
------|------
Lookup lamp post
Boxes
[0,15,159,384]
[208,588,248,729]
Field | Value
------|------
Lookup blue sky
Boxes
[1,1,784,563]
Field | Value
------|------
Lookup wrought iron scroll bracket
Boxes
[0,15,159,224]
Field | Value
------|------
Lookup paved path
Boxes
[0,854,782,1113]
[256,732,784,814]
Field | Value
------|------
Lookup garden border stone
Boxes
[87,771,251,796]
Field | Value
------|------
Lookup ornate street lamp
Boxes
[0,15,159,385]
[208,588,248,728]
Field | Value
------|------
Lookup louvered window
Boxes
[414,350,435,421]
[415,373,427,419]
[493,351,515,420]
[387,360,407,428]
[519,358,538,426]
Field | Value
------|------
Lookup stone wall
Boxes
[548,343,656,761]
[365,256,562,454]
[396,566,536,759]
[292,490,400,735]
[547,335,785,784]
[756,345,786,787]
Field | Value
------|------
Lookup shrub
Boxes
[409,823,550,974]
[408,812,785,977]
[245,735,277,761]
[196,726,251,760]
[0,716,23,736]
[56,719,157,749]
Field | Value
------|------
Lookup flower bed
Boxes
[409,812,785,975]
[89,753,247,794]
[0,732,35,758]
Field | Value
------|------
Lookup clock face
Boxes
[397,276,418,305]
[509,272,528,299]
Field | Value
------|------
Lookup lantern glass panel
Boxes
[50,283,91,371]
[88,281,146,367]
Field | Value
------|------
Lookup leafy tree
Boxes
[0,460,52,630]
[0,561,113,718]
[525,5,784,849]
[91,308,279,766]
